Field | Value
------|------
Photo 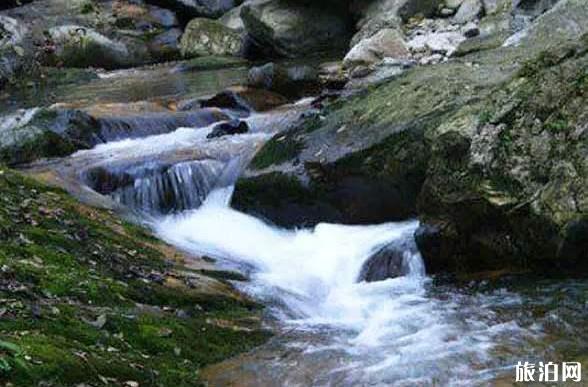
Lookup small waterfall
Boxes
[84,159,225,213]
[96,109,228,142]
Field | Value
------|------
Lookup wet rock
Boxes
[358,237,418,282]
[241,0,352,58]
[343,28,410,68]
[200,87,287,112]
[180,18,243,58]
[207,119,249,138]
[200,90,251,113]
[247,62,319,97]
[85,159,225,213]
[46,25,133,69]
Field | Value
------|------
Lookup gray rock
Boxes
[180,18,243,58]
[248,62,319,97]
[241,0,351,58]
[47,25,132,69]
[453,0,484,23]
[0,108,100,166]
[0,15,27,85]
[344,28,410,68]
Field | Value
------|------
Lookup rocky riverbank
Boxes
[0,0,587,384]
[232,0,588,277]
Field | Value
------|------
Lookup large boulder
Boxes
[417,37,588,274]
[46,25,134,69]
[180,18,243,57]
[240,0,352,57]
[232,0,588,275]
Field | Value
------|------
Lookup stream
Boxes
[13,63,588,386]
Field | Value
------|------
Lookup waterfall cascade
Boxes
[84,159,225,213]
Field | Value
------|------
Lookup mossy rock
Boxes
[180,18,243,58]
[0,108,101,165]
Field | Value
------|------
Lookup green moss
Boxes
[0,168,270,385]
[250,135,303,170]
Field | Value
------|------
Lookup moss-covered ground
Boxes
[0,168,270,386]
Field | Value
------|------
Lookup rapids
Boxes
[20,72,587,386]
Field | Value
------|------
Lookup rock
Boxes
[146,0,242,19]
[222,86,288,111]
[0,15,27,85]
[407,31,466,56]
[318,61,349,89]
[219,3,247,32]
[417,36,588,274]
[445,0,465,9]
[350,0,441,46]
[0,108,100,165]
[149,28,182,61]
[207,120,249,138]
[453,0,484,23]
[0,0,33,10]
[343,28,410,68]
[247,62,319,97]
[200,90,252,112]
[241,0,352,58]
[233,0,588,274]
[462,21,480,37]
[180,18,243,58]
[46,25,132,69]
[148,5,179,28]
[358,237,419,282]
[439,7,457,17]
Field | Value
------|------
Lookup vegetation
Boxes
[0,168,270,386]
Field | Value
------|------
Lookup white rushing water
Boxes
[155,185,531,386]
[63,102,552,386]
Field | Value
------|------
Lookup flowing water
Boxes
[17,66,588,386]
